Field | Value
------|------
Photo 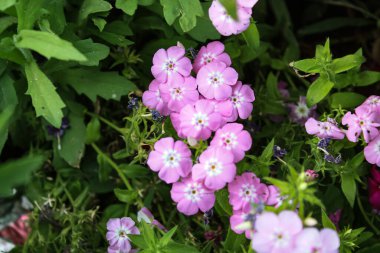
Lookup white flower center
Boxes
[271,229,290,248]
[162,58,177,73]
[205,158,223,176]
[220,132,238,150]
[318,122,331,134]
[295,103,310,118]
[231,92,244,108]
[221,11,234,23]
[201,53,216,65]
[367,97,380,106]
[376,141,380,154]
[170,87,183,100]
[191,113,209,130]
[155,90,162,101]
[184,182,204,202]
[162,149,181,168]
[239,184,257,202]
[117,228,130,239]
[208,71,224,87]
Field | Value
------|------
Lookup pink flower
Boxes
[368,166,380,212]
[305,169,319,182]
[0,214,30,245]
[142,79,170,116]
[151,46,192,83]
[228,172,269,212]
[196,62,238,100]
[342,105,380,143]
[237,0,259,8]
[251,211,303,253]
[170,112,186,139]
[329,209,342,231]
[106,217,140,253]
[170,177,215,216]
[210,99,233,125]
[358,95,380,116]
[288,96,317,125]
[305,118,345,140]
[209,1,252,36]
[230,210,253,239]
[147,137,192,183]
[108,246,138,253]
[278,80,290,98]
[160,75,199,112]
[226,81,255,121]
[193,41,231,73]
[192,147,237,190]
[210,123,252,162]
[266,185,281,206]
[179,99,223,140]
[294,228,340,253]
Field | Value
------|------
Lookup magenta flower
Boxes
[230,210,253,239]
[294,228,340,253]
[368,166,380,212]
[106,217,140,253]
[170,177,215,216]
[142,79,170,116]
[266,185,281,206]
[288,96,317,125]
[358,95,380,115]
[251,211,303,253]
[151,46,192,83]
[170,112,186,139]
[210,123,252,162]
[237,0,259,8]
[228,172,269,212]
[226,81,255,122]
[137,207,167,232]
[196,62,238,100]
[210,99,233,125]
[329,209,342,231]
[209,0,252,36]
[305,118,345,140]
[147,137,192,183]
[305,169,319,182]
[160,75,199,113]
[179,99,223,140]
[193,41,231,73]
[342,105,380,143]
[192,147,237,190]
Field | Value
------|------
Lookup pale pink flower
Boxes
[266,185,281,206]
[294,228,340,253]
[170,177,215,216]
[226,81,255,122]
[196,61,238,100]
[230,210,254,239]
[147,137,192,183]
[192,147,237,190]
[193,41,231,73]
[170,112,186,139]
[228,172,269,212]
[151,46,192,83]
[142,79,170,116]
[251,211,303,253]
[160,75,199,112]
[342,105,380,143]
[210,123,252,162]
[179,99,223,140]
[364,134,380,166]
[305,118,345,140]
[106,218,140,253]
[209,0,252,36]
[357,95,380,116]
[210,99,233,125]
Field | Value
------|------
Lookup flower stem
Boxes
[85,111,124,135]
[356,191,380,235]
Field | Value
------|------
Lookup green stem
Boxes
[85,111,124,135]
[157,204,167,224]
[356,191,380,235]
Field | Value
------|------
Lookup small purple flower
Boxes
[287,96,317,125]
[203,209,214,225]
[47,117,70,137]
[106,217,140,253]
[324,154,341,164]
[127,97,139,110]
[151,110,164,121]
[317,138,331,149]
[329,209,342,231]
[273,145,287,158]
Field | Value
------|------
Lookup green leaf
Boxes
[242,23,260,50]
[260,138,274,161]
[223,228,247,251]
[219,0,237,20]
[15,0,45,31]
[266,72,280,99]
[0,0,16,11]
[120,164,150,179]
[331,54,365,74]
[116,0,138,16]
[114,188,138,203]
[15,30,87,61]
[0,37,26,65]
[92,18,107,31]
[321,209,336,230]
[290,59,321,73]
[306,76,334,106]
[141,220,156,246]
[341,174,356,207]
[59,69,136,102]
[330,92,366,109]
[356,244,380,253]
[0,107,14,156]
[159,226,177,247]
[165,242,200,253]
[85,117,101,144]
[186,3,220,42]
[0,154,45,197]
[0,16,17,35]
[160,0,180,25]
[79,0,112,21]
[25,61,65,128]
[355,71,380,87]
[348,151,364,170]
[215,189,232,216]
[74,39,110,66]
[129,234,148,249]
[58,113,86,168]
[315,38,331,63]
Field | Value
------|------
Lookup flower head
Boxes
[147,137,192,183]
[288,96,317,125]
[368,166,380,212]
[142,79,170,116]
[365,135,380,167]
[305,169,319,182]
[151,46,192,83]
[210,123,252,162]
[170,177,215,216]
[230,209,254,239]
[228,172,269,212]
[137,207,167,232]
[226,81,255,121]
[179,99,223,140]
[47,117,70,137]
[273,145,287,158]
[305,118,345,140]
[127,97,139,110]
[106,217,139,253]
[237,0,259,8]
[317,138,331,149]
[193,41,231,73]
[329,209,342,230]
[358,95,380,116]
[192,147,237,190]
[196,61,238,100]
[294,228,340,253]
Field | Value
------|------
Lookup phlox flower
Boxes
[137,207,167,232]
[106,217,139,253]
[266,185,281,206]
[368,166,380,212]
[305,118,345,140]
[230,209,254,239]
[142,79,170,116]
[151,46,192,83]
[147,137,192,183]
[192,147,237,190]
[160,75,199,112]
[228,172,269,212]
[288,96,317,125]
[170,112,186,139]
[294,228,340,253]
[210,99,233,125]
[251,211,302,253]
[225,81,255,121]
[210,123,252,162]
[170,177,215,216]
[342,105,380,143]
[196,61,238,100]
[209,0,252,36]
[365,134,380,167]
[179,99,222,140]
[193,41,231,73]
[237,0,259,8]
[358,95,380,116]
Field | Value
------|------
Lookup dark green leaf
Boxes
[341,174,356,207]
[79,0,112,21]
[321,209,336,230]
[330,92,366,109]
[92,18,107,31]
[223,228,247,251]
[266,72,279,99]
[260,138,274,161]
[85,117,101,144]
[355,71,380,87]
[114,188,138,203]
[15,0,45,31]
[129,234,148,249]
[0,16,17,35]
[116,0,138,16]
[165,242,200,253]
[0,0,16,11]
[74,38,110,66]
[242,23,260,50]
[215,189,232,216]
[0,37,26,65]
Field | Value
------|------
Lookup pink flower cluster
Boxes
[251,210,340,253]
[305,95,380,166]
[209,0,258,36]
